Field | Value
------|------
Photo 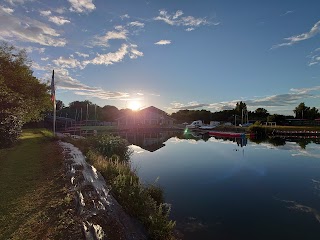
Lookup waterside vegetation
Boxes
[66,134,176,240]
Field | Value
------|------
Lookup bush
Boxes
[0,112,23,148]
[91,134,133,161]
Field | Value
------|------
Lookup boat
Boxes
[186,120,203,129]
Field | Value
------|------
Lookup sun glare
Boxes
[128,101,141,111]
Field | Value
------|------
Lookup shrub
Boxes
[90,134,133,161]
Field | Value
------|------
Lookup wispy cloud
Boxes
[281,10,294,16]
[120,14,130,20]
[53,56,83,69]
[0,5,14,14]
[185,27,195,32]
[68,0,95,13]
[307,48,320,66]
[92,28,128,47]
[170,101,209,110]
[0,8,66,46]
[23,46,45,53]
[6,0,32,5]
[48,15,70,25]
[272,20,320,49]
[128,21,144,28]
[40,10,70,25]
[41,67,130,100]
[154,9,217,31]
[169,87,320,112]
[83,43,142,66]
[154,40,171,45]
[75,51,89,58]
[40,10,51,16]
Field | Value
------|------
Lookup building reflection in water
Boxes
[116,130,180,152]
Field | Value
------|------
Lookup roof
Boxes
[115,106,175,121]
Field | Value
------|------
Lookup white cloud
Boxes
[170,101,209,110]
[120,14,130,20]
[128,21,145,28]
[281,10,294,16]
[83,44,143,66]
[154,40,171,45]
[0,8,66,46]
[40,10,51,16]
[154,9,214,29]
[0,5,14,14]
[55,7,66,14]
[48,16,70,25]
[83,44,128,66]
[169,86,320,112]
[272,20,320,49]
[53,68,130,100]
[75,51,89,58]
[173,10,183,19]
[41,57,49,61]
[186,27,195,32]
[6,0,32,5]
[68,0,95,13]
[53,56,83,69]
[307,47,320,66]
[128,44,143,59]
[23,46,45,53]
[92,29,127,47]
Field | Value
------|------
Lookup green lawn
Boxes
[0,129,81,240]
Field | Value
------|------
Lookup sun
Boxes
[128,101,141,111]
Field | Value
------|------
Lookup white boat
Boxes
[186,120,203,129]
[199,121,220,130]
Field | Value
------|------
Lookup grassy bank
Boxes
[0,129,81,240]
[66,134,176,240]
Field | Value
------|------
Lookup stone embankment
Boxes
[59,141,147,240]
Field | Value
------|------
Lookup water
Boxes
[127,131,320,239]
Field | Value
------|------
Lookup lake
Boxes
[126,130,320,239]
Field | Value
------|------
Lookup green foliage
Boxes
[293,102,320,119]
[85,150,176,240]
[90,134,133,161]
[0,42,51,147]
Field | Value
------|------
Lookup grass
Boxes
[0,129,81,240]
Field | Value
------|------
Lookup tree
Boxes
[0,42,51,147]
[293,102,309,119]
[234,101,247,115]
[293,102,320,119]
[56,100,65,111]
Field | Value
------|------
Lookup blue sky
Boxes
[1,0,320,115]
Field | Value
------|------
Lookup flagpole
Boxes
[51,70,56,136]
[53,96,56,136]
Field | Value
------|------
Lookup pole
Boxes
[241,109,243,125]
[51,70,56,136]
[53,98,56,135]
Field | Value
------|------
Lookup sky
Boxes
[1,0,320,115]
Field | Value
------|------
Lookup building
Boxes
[116,106,175,128]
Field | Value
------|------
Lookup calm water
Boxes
[126,131,320,240]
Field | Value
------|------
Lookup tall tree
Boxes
[0,42,51,147]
